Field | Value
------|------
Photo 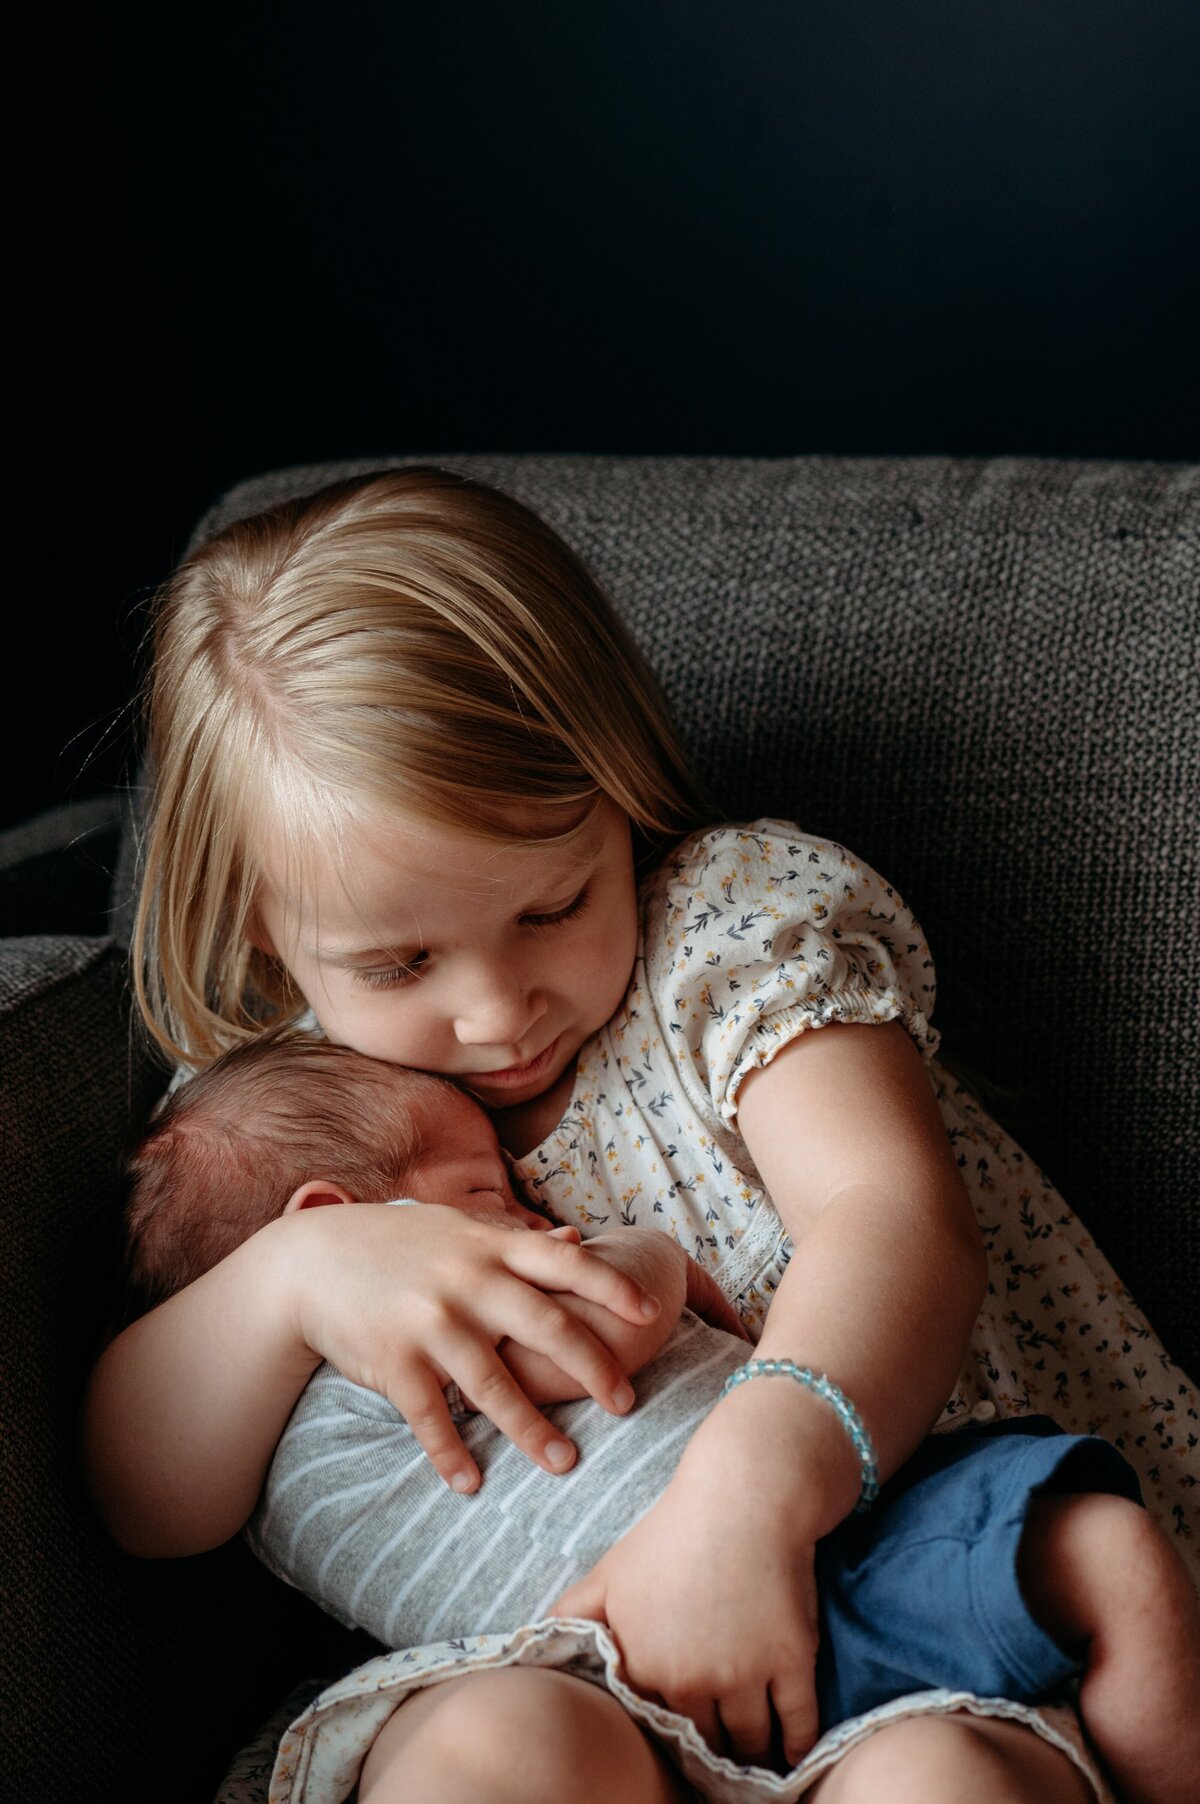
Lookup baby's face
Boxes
[402,1085,550,1233]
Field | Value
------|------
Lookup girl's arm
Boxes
[84,1202,662,1557]
[556,1020,985,1768]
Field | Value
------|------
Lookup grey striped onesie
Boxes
[247,1310,744,1650]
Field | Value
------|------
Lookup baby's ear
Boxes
[284,1180,357,1213]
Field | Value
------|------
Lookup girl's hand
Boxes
[282,1202,661,1495]
[552,1024,986,1768]
[555,1381,841,1771]
[85,1200,661,1556]
[497,1232,749,1406]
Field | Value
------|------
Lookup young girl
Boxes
[85,468,1200,1804]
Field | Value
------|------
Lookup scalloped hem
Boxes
[268,1619,1109,1803]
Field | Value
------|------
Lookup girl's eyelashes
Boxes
[349,886,591,990]
[352,951,429,991]
[522,884,591,928]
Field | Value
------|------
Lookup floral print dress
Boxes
[260,821,1198,1804]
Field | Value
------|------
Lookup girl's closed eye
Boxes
[349,889,589,991]
[523,884,591,928]
[353,951,430,991]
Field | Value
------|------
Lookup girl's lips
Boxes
[469,1035,560,1090]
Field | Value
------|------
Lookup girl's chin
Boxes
[466,1058,583,1133]
[462,1034,563,1097]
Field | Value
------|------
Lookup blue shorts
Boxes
[814,1416,1142,1729]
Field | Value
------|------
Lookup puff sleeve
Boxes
[641,821,940,1126]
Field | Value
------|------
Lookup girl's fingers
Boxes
[384,1372,482,1496]
[436,1339,581,1478]
[670,1693,723,1758]
[551,1569,607,1622]
[506,1232,660,1326]
[771,1672,820,1770]
[715,1688,774,1766]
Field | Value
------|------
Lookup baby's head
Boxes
[134,465,704,1068]
[125,1036,548,1304]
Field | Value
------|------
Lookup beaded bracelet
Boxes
[720,1359,880,1512]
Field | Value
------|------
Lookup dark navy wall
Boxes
[15,0,1200,824]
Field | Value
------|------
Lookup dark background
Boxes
[14,0,1199,830]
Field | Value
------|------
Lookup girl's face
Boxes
[254,797,639,1120]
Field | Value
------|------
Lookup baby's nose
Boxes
[504,1195,554,1232]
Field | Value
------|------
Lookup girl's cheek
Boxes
[352,996,442,1069]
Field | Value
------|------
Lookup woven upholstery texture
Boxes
[203,455,1200,1376]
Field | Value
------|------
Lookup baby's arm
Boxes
[500,1228,746,1404]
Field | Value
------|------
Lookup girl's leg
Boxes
[808,1714,1094,1804]
[356,1667,694,1804]
[1020,1491,1200,1804]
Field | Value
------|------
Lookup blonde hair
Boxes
[134,466,705,1066]
[125,1036,457,1301]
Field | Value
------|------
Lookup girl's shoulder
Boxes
[634,819,939,1123]
[639,817,870,918]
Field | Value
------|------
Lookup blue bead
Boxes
[719,1359,878,1513]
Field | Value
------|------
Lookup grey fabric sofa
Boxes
[3,455,1196,1804]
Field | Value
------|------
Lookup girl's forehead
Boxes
[257,797,617,940]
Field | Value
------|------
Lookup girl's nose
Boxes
[452,968,547,1050]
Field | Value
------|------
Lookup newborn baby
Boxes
[125,1035,750,1648]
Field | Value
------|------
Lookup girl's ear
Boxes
[244,905,278,957]
[283,1180,357,1213]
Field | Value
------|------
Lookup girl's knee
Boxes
[811,1714,1093,1804]
[360,1668,687,1804]
[1020,1490,1195,1648]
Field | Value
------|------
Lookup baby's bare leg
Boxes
[809,1714,1094,1803]
[1019,1492,1200,1804]
[357,1667,693,1804]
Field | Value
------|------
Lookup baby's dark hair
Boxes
[125,1035,457,1303]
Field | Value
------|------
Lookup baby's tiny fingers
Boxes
[684,1260,750,1340]
[500,1284,635,1415]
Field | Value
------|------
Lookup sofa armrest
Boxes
[0,935,372,1801]
[0,800,126,938]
